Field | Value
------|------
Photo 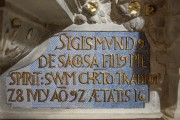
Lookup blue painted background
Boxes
[6,32,150,108]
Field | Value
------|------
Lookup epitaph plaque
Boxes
[6,32,150,108]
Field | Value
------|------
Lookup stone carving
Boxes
[0,0,167,74]
[11,18,21,28]
[73,0,160,32]
[74,0,111,24]
[74,14,87,25]
[123,17,145,31]
[0,12,45,74]
[82,0,99,15]
[145,5,156,16]
[0,0,180,119]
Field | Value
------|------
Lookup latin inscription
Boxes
[6,32,160,108]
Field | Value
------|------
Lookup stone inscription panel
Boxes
[6,32,150,108]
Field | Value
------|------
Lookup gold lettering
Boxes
[89,89,102,102]
[55,34,67,50]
